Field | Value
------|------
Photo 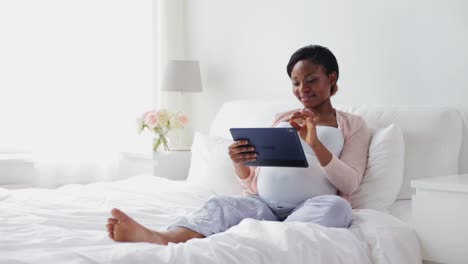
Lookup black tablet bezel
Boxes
[229,127,309,167]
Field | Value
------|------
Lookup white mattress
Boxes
[0,175,421,264]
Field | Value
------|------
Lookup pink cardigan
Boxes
[237,109,371,204]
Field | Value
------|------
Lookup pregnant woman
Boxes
[106,44,371,245]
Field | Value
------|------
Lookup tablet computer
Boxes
[229,127,309,167]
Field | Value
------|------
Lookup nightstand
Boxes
[0,153,35,189]
[153,150,191,180]
[411,174,468,264]
[119,152,153,178]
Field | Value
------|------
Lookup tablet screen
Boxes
[230,127,308,167]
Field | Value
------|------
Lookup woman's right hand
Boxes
[228,140,257,164]
[228,140,256,180]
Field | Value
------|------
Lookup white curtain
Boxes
[0,0,155,187]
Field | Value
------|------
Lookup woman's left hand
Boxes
[289,109,320,148]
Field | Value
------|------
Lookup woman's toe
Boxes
[108,218,119,225]
[111,208,130,221]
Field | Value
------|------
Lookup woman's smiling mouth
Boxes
[300,94,316,102]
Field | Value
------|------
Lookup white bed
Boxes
[4,100,465,264]
[388,199,413,226]
[0,175,420,264]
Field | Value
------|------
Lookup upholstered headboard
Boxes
[209,100,467,200]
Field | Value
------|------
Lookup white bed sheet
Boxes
[0,175,421,264]
[388,199,413,226]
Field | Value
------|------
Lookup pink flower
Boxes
[142,110,156,119]
[178,114,189,126]
[144,111,159,129]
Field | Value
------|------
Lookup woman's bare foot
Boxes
[106,208,168,245]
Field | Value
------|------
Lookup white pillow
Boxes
[351,124,405,211]
[186,132,244,196]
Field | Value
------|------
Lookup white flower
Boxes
[156,109,170,128]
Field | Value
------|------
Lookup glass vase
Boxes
[153,135,170,152]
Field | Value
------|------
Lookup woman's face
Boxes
[290,60,336,108]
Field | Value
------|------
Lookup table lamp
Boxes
[162,60,202,93]
[161,60,203,149]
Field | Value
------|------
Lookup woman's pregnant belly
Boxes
[257,123,344,206]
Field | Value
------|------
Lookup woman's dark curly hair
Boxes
[286,45,339,95]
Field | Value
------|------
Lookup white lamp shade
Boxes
[162,60,203,92]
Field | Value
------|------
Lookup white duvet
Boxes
[0,175,421,264]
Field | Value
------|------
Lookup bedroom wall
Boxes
[181,0,468,135]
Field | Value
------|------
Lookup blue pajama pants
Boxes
[167,194,353,237]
